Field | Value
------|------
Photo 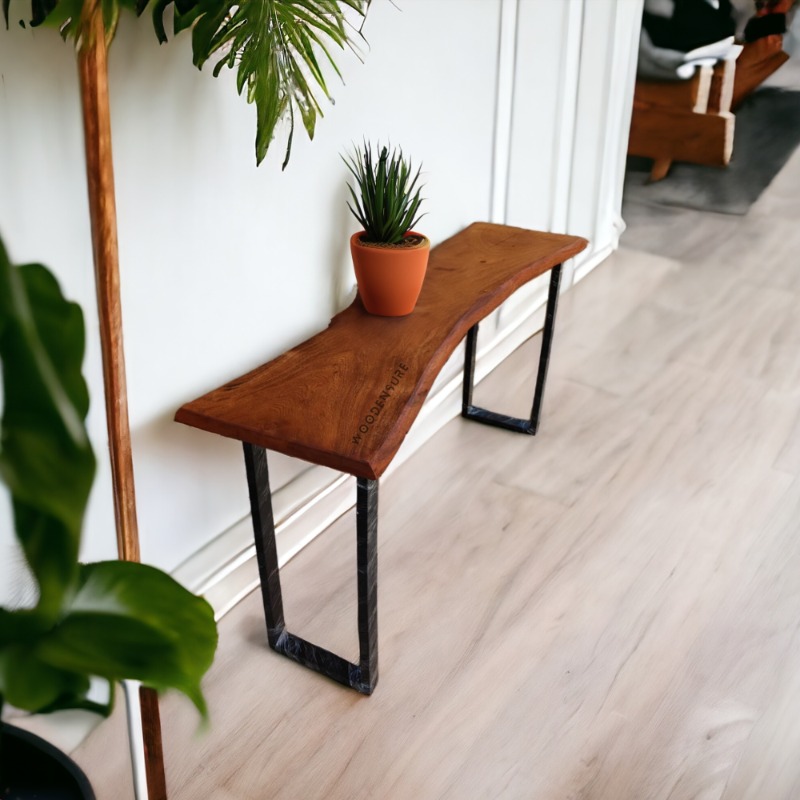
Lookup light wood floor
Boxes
[75,88,800,800]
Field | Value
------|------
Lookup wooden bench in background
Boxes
[629,36,790,181]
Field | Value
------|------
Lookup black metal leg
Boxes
[242,442,284,646]
[356,477,379,691]
[462,263,562,435]
[243,443,379,695]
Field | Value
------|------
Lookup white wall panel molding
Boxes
[549,0,586,239]
[591,0,644,263]
[566,0,643,283]
[497,0,583,331]
[490,0,520,225]
[612,0,647,227]
[172,468,356,620]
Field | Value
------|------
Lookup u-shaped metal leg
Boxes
[462,263,562,434]
[243,443,379,695]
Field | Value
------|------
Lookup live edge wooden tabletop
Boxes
[175,222,588,480]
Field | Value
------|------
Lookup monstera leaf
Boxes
[0,235,217,717]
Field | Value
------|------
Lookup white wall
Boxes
[0,0,643,603]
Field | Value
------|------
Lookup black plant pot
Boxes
[1,723,95,799]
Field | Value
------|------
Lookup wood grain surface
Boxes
[78,0,141,564]
[628,104,734,167]
[175,223,587,479]
[731,36,790,109]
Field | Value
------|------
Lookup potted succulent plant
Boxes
[343,141,429,316]
[0,233,218,798]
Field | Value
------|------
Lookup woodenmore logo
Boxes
[352,362,409,445]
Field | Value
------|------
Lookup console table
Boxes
[175,222,587,694]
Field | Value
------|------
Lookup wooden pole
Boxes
[76,0,138,563]
[76,3,167,797]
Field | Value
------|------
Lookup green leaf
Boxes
[36,561,218,716]
[35,0,84,39]
[172,0,201,34]
[0,233,218,722]
[101,0,121,40]
[343,142,426,244]
[0,642,93,713]
[151,0,170,40]
[157,0,372,167]
[29,0,57,26]
[0,607,48,646]
[0,239,95,619]
[30,0,125,42]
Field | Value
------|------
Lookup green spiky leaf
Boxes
[343,141,426,244]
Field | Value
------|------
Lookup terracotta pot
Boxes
[0,723,95,799]
[350,231,430,317]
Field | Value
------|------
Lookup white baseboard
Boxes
[171,468,356,621]
[573,218,624,285]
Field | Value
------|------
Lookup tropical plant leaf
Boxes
[172,0,201,34]
[154,0,371,167]
[101,0,121,39]
[0,641,94,712]
[6,0,371,166]
[0,607,47,645]
[0,240,94,621]
[32,0,82,38]
[36,561,218,716]
[0,233,218,720]
[25,0,123,42]
[29,0,57,25]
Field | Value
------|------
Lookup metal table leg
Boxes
[462,263,562,434]
[243,443,379,695]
